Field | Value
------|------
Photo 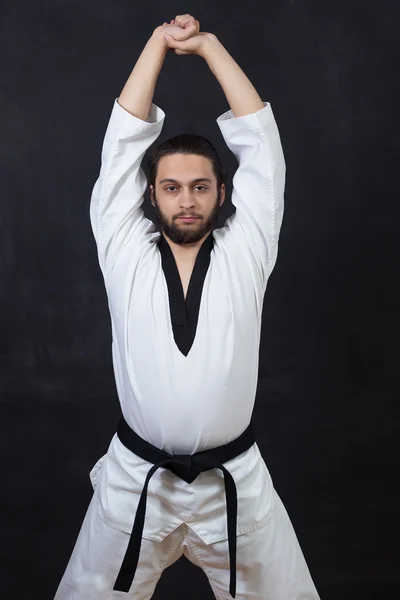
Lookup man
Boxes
[54,13,321,600]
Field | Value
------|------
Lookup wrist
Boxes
[198,33,221,60]
[151,27,170,53]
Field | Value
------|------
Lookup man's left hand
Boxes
[160,14,216,57]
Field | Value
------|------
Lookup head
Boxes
[148,134,227,245]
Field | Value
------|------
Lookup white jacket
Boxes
[89,97,286,545]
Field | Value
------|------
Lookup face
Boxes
[150,153,225,245]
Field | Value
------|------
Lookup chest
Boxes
[109,233,257,359]
[176,261,195,300]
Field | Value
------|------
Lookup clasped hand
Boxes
[155,13,215,56]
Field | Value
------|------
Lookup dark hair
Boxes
[148,134,227,190]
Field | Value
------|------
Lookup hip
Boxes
[89,434,274,543]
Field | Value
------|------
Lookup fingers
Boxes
[160,14,199,42]
[174,14,199,32]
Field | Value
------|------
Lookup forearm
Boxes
[201,36,264,118]
[118,29,168,121]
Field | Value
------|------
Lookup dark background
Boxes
[1,1,399,598]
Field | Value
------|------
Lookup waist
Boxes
[116,415,256,484]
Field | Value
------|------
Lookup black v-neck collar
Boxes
[158,233,214,357]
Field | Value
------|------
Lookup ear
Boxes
[219,183,226,206]
[149,184,155,206]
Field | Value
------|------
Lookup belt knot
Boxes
[167,453,201,483]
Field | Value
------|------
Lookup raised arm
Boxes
[119,18,203,119]
[117,36,168,121]
[200,37,265,118]
[163,17,264,118]
[90,19,202,279]
[165,17,286,293]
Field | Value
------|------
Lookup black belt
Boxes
[112,415,256,599]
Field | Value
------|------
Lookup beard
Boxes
[152,190,222,245]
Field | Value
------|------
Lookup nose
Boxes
[179,190,196,210]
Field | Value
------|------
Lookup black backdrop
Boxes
[1,1,399,598]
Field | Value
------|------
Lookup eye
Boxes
[164,185,208,192]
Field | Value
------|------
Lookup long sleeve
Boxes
[216,101,286,293]
[89,98,166,279]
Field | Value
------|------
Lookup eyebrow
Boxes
[158,178,213,185]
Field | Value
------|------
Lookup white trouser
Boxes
[54,485,321,600]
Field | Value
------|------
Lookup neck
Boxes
[162,231,210,261]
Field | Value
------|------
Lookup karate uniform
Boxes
[54,98,321,599]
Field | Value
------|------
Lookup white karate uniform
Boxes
[54,98,321,599]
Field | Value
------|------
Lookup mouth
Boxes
[177,217,199,223]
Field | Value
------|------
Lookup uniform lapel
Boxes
[158,233,214,356]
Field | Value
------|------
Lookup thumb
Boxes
[164,34,180,48]
[164,34,191,50]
